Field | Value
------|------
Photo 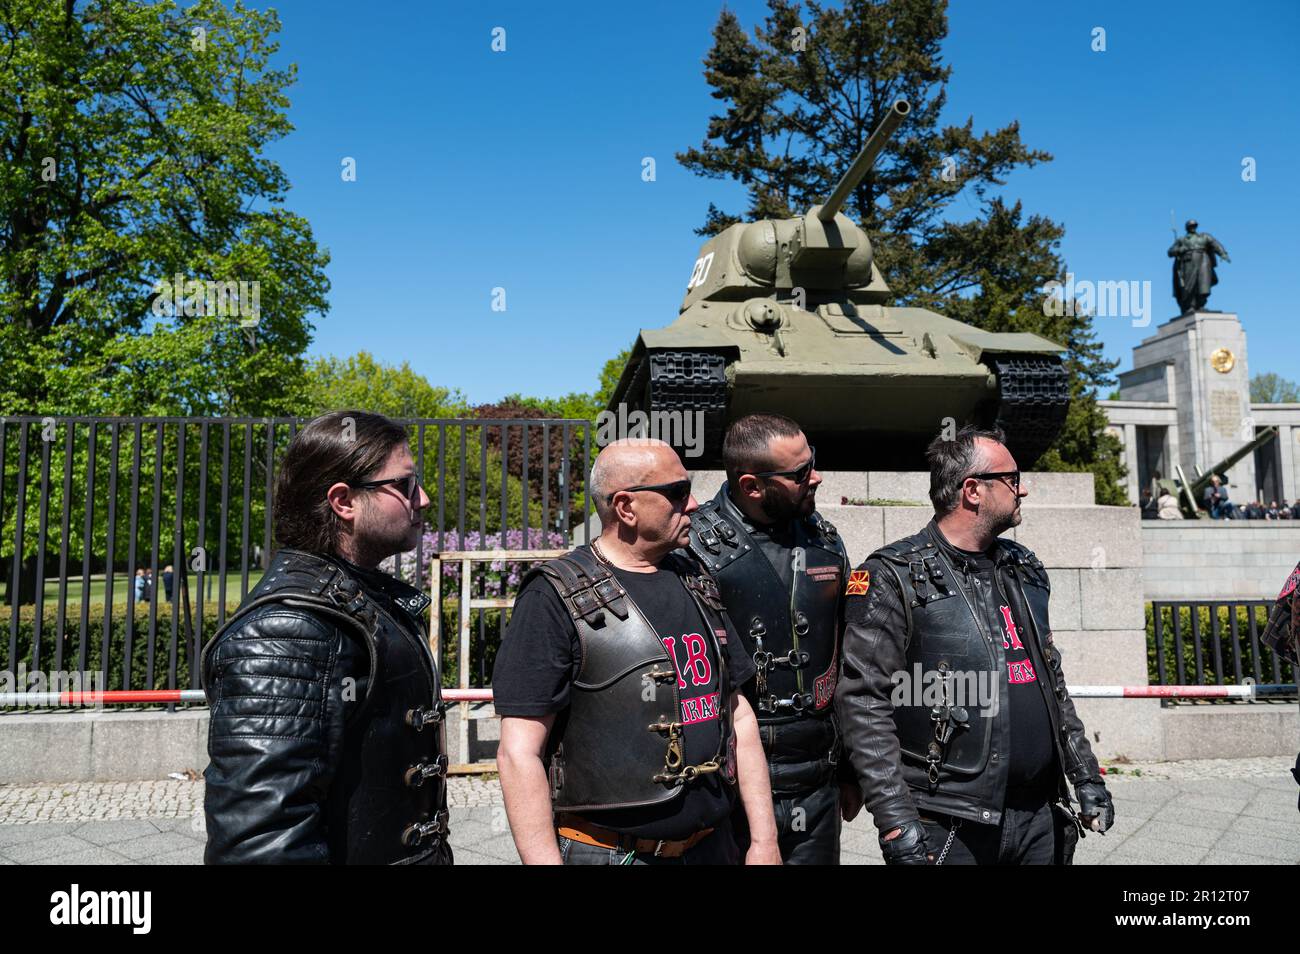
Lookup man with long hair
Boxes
[202,410,452,865]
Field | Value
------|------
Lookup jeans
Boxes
[919,801,1078,865]
[559,818,740,866]
[733,777,842,864]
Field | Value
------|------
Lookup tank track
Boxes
[645,350,729,461]
[988,355,1070,467]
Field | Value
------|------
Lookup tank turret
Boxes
[611,99,1070,468]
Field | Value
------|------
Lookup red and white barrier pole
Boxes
[0,687,497,706]
[1068,684,1294,699]
[0,685,1291,707]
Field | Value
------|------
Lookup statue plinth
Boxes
[1120,311,1254,494]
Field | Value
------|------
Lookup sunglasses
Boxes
[968,470,1021,491]
[351,473,423,505]
[753,447,817,485]
[606,478,693,506]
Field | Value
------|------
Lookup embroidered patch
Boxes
[806,565,841,583]
[714,627,729,645]
[845,569,870,596]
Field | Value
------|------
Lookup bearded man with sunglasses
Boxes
[684,414,855,864]
[493,438,780,864]
[836,425,1112,865]
[203,410,452,865]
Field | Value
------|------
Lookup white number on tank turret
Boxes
[686,252,715,290]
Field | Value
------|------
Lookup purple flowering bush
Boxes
[382,527,567,597]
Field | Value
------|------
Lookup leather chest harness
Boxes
[689,495,847,722]
[524,546,738,813]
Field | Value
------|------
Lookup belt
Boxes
[555,813,714,859]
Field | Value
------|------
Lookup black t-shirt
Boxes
[491,559,756,840]
[945,541,1056,793]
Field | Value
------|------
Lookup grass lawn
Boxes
[2,571,265,608]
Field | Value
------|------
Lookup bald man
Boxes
[493,439,780,864]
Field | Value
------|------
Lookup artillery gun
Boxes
[609,98,1071,467]
[1156,426,1279,518]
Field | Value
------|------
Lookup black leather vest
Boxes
[524,546,736,813]
[687,487,848,724]
[874,527,1052,783]
[206,550,449,864]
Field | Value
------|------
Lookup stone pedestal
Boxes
[1123,311,1254,496]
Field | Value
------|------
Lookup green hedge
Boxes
[1146,603,1294,688]
[4,593,516,697]
[2,599,242,694]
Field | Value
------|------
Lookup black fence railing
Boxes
[1147,600,1296,696]
[0,415,593,698]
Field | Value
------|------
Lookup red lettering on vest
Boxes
[999,604,1025,651]
[659,636,687,689]
[1006,659,1038,684]
[699,693,718,719]
[680,632,712,687]
[680,692,721,726]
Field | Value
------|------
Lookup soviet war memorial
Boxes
[0,0,1294,932]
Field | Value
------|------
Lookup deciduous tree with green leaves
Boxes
[677,0,1125,501]
[0,0,329,415]
[1250,373,1300,405]
[304,352,467,419]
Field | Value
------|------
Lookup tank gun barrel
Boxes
[816,99,910,223]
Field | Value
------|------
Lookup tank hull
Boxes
[612,299,1069,470]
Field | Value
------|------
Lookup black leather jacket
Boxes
[835,522,1101,834]
[202,549,451,865]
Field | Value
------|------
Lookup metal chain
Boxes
[934,818,960,866]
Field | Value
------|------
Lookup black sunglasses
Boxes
[606,478,693,506]
[753,447,817,485]
[968,470,1021,491]
[351,473,423,505]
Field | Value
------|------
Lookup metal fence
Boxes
[0,415,594,699]
[1147,599,1295,696]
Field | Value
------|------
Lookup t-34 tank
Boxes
[609,99,1070,469]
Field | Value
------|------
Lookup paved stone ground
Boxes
[0,757,1295,865]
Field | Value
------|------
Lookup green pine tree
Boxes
[677,0,1126,502]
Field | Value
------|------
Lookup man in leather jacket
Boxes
[493,438,780,865]
[686,414,860,864]
[203,410,452,865]
[836,425,1113,865]
[1260,561,1300,811]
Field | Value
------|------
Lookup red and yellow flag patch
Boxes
[845,569,870,596]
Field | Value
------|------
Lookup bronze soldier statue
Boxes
[1168,219,1230,314]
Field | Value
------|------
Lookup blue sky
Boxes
[252,0,1299,404]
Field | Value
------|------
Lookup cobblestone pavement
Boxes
[1,758,1295,865]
